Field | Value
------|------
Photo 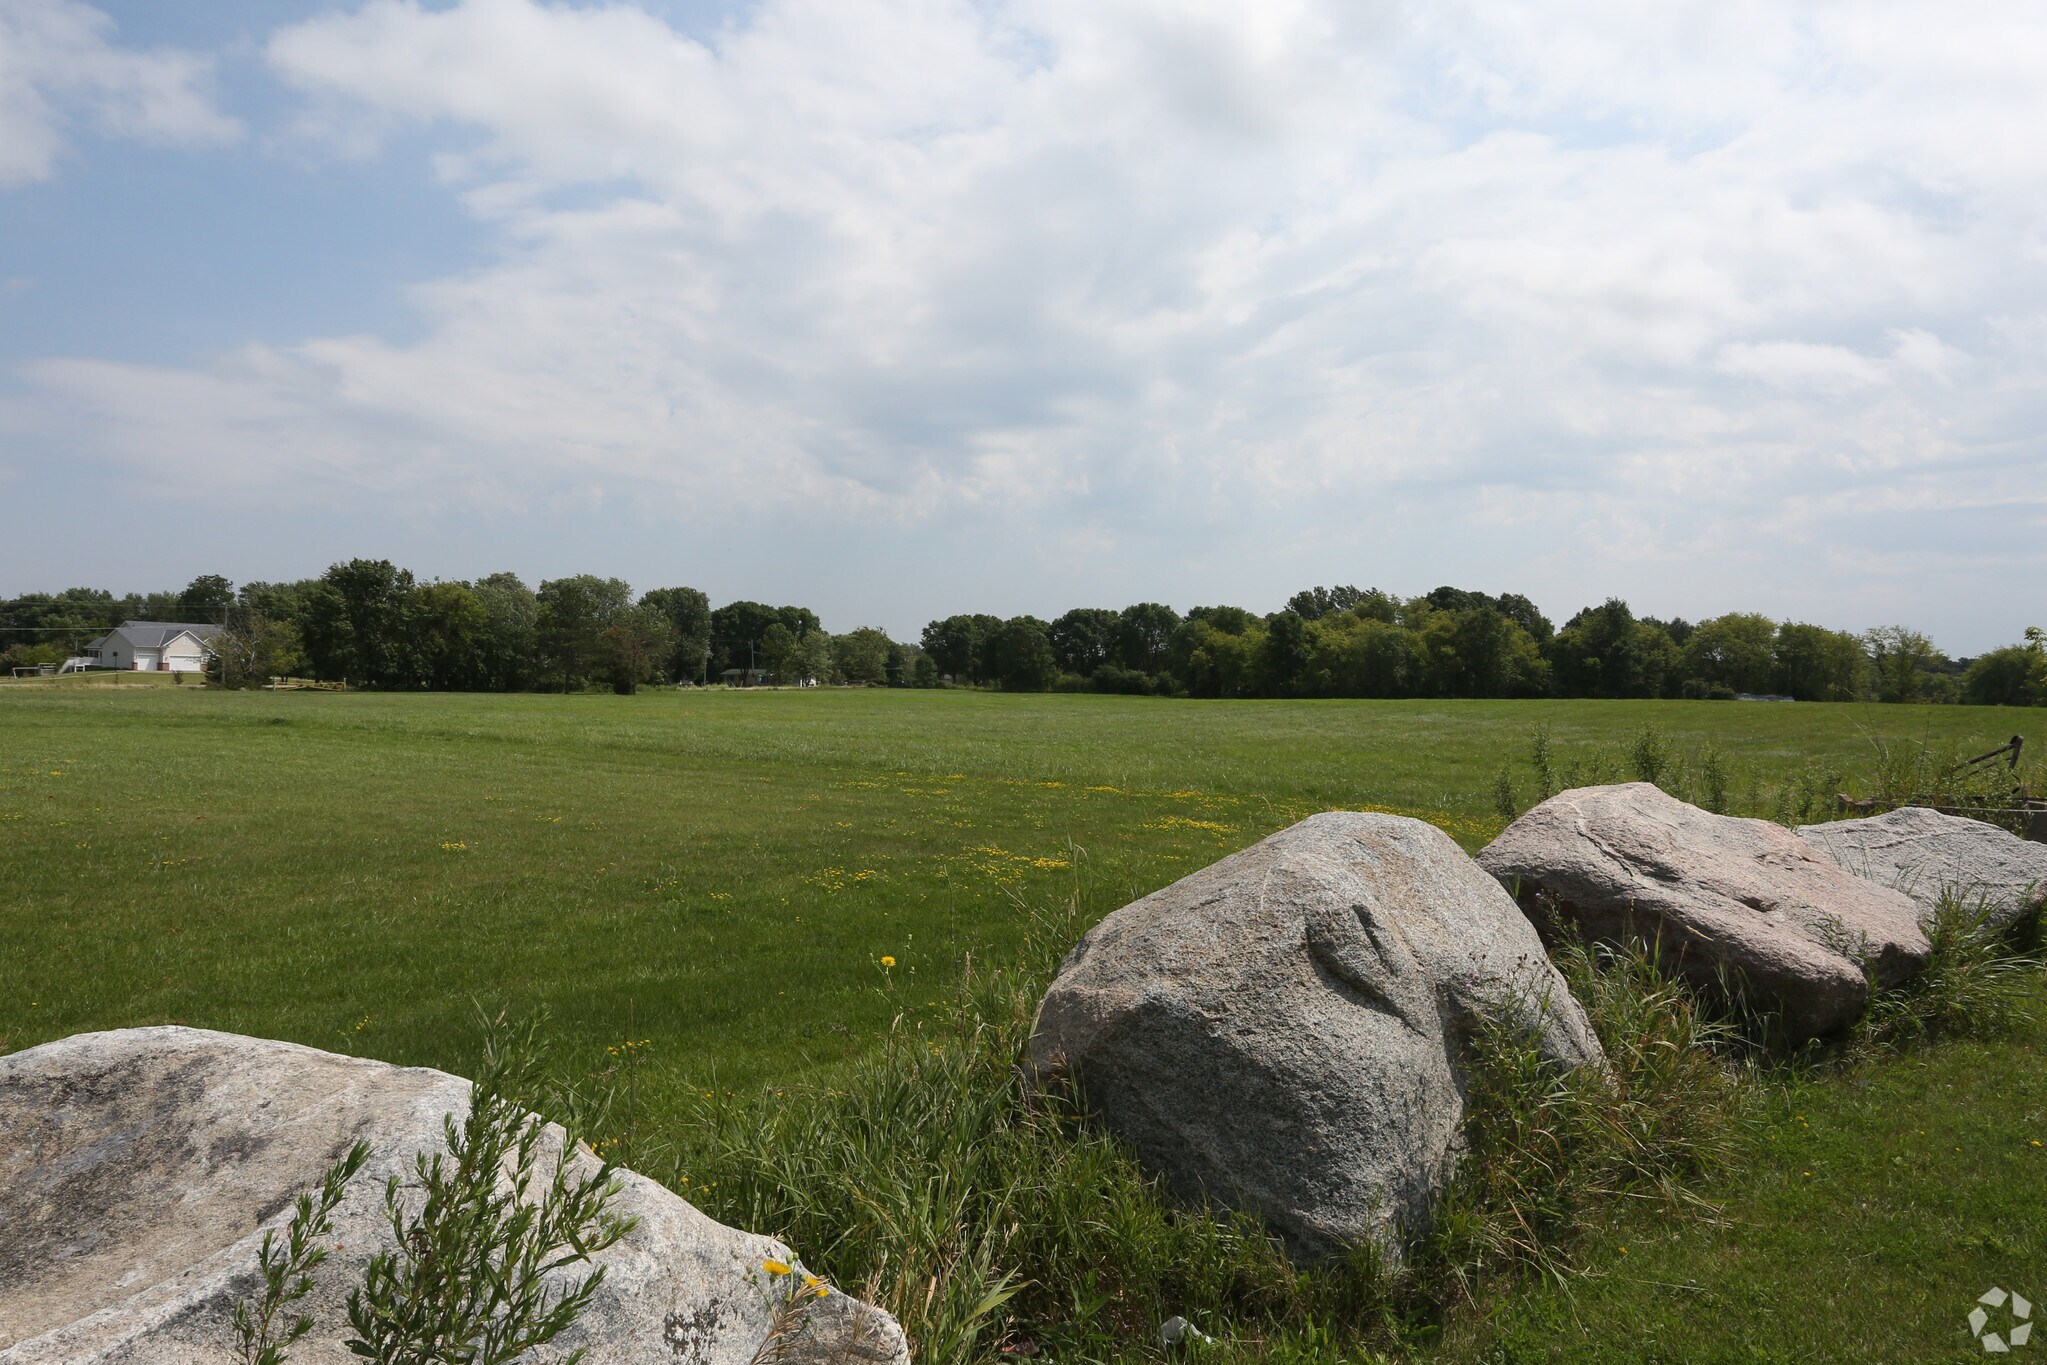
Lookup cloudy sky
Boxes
[2,0,2042,650]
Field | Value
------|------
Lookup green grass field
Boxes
[4,687,2043,1361]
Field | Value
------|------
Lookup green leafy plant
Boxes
[344,1010,638,1365]
[1699,743,1730,814]
[1491,766,1518,822]
[1527,724,1557,802]
[1628,722,1670,788]
[235,1139,372,1365]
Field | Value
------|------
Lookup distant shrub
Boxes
[1089,665,1157,696]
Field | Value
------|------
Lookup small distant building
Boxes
[719,667,769,687]
[82,621,222,673]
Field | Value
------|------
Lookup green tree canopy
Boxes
[641,586,713,683]
[536,575,632,692]
[1048,608,1119,676]
[177,574,234,620]
[1962,645,2041,707]
[988,617,1057,691]
[834,626,896,686]
[414,581,488,691]
[301,559,422,688]
[759,622,803,681]
[1114,603,1180,675]
[1772,622,1866,701]
[921,613,1002,684]
[1547,599,1679,699]
[1864,625,1945,704]
[470,573,539,692]
[1684,613,1778,695]
[1284,585,1364,621]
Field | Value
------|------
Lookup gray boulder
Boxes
[1478,783,1928,1039]
[0,1027,907,1365]
[1798,806,2047,931]
[1028,811,1604,1262]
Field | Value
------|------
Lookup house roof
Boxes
[89,621,225,651]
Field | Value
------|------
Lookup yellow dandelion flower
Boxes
[763,1259,792,1276]
[881,955,897,968]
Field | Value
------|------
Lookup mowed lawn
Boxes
[1440,990,2047,1362]
[4,686,2045,1361]
[0,686,2033,1088]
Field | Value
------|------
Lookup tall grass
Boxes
[641,888,2043,1363]
[1849,895,2043,1057]
[636,896,1756,1364]
[667,896,1390,1363]
[1425,937,1753,1298]
[1504,719,2041,830]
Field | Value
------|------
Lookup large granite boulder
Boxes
[1028,811,1605,1262]
[1798,806,2047,932]
[0,1027,908,1365]
[1478,783,1929,1038]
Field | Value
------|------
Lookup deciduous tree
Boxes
[833,626,895,686]
[641,587,713,683]
[989,617,1057,691]
[1684,613,1778,695]
[536,575,631,693]
[1864,625,1943,704]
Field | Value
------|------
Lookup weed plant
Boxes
[1626,724,1670,789]
[345,1009,637,1365]
[1491,767,1518,822]
[234,1140,372,1365]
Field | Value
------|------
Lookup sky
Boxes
[2,0,2043,652]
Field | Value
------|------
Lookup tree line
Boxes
[922,587,2045,705]
[3,569,2043,705]
[0,565,912,693]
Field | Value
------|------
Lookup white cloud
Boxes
[1716,341,1887,393]
[0,0,240,185]
[8,0,2047,643]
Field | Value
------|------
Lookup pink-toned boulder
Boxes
[1798,806,2047,931]
[1478,783,1928,1038]
[0,1027,907,1365]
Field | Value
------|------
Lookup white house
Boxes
[82,621,223,673]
